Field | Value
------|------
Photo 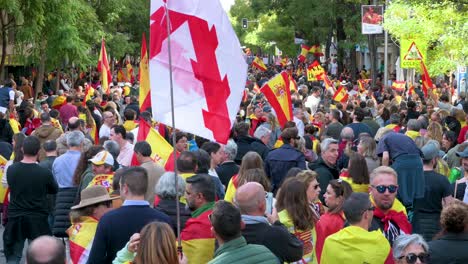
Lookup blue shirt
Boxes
[52,150,81,188]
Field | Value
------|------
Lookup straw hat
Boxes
[71,185,119,210]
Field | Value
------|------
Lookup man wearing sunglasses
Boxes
[369,166,412,246]
[321,193,393,263]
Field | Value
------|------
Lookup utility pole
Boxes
[383,0,389,89]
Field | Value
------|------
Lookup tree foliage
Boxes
[384,0,468,75]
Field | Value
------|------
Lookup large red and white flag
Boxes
[150,0,247,144]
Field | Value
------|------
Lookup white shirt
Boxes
[99,124,111,138]
[294,116,305,137]
[304,95,320,115]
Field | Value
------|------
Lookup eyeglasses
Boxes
[371,185,398,194]
[398,253,430,264]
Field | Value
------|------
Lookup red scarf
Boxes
[373,207,412,234]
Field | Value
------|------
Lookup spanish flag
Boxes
[126,58,134,84]
[392,81,406,93]
[309,61,325,80]
[280,57,288,67]
[408,85,415,96]
[117,69,128,82]
[252,56,267,71]
[139,33,151,113]
[420,60,432,98]
[131,119,173,167]
[224,175,239,203]
[321,226,393,264]
[181,205,216,264]
[253,83,261,94]
[8,115,20,134]
[298,44,310,62]
[260,71,293,127]
[67,216,98,264]
[0,155,9,204]
[333,86,348,103]
[309,44,324,57]
[278,210,317,263]
[323,75,334,91]
[97,38,112,95]
[51,95,67,109]
[82,85,94,106]
[289,75,298,93]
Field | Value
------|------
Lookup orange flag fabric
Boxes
[392,81,406,92]
[97,39,112,95]
[420,60,432,97]
[252,56,267,71]
[139,33,151,112]
[298,44,310,62]
[260,71,293,127]
[131,120,173,167]
[333,86,349,103]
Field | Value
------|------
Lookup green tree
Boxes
[384,0,468,75]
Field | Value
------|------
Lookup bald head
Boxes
[26,236,65,264]
[234,182,265,215]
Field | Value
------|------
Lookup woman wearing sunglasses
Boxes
[393,234,430,264]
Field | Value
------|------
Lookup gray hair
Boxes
[224,139,237,161]
[155,172,186,200]
[320,138,338,153]
[103,140,120,157]
[392,234,428,260]
[340,127,354,141]
[254,126,271,140]
[66,131,84,147]
[407,119,421,131]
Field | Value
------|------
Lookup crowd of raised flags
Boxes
[0,0,467,263]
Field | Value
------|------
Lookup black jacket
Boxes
[265,144,306,194]
[242,221,303,263]
[250,138,270,160]
[234,135,257,164]
[215,161,239,187]
[428,233,468,264]
[155,199,191,231]
[308,157,339,203]
[52,187,78,237]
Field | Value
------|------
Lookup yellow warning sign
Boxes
[400,37,427,69]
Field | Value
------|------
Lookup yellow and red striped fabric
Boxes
[97,39,112,95]
[252,56,267,71]
[67,216,99,264]
[87,173,114,194]
[260,71,293,127]
[333,86,348,103]
[51,95,67,109]
[181,208,215,264]
[298,44,310,62]
[139,33,151,113]
[278,210,317,264]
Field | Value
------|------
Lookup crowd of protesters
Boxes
[0,59,467,264]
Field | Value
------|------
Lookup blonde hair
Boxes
[296,170,318,186]
[134,222,179,264]
[426,122,444,144]
[370,166,398,184]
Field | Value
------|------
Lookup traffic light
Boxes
[242,18,248,29]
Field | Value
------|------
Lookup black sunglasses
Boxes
[371,185,398,194]
[398,253,430,264]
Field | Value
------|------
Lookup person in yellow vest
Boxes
[405,119,421,140]
[122,108,138,132]
[321,193,393,263]
[67,185,117,264]
[86,151,115,194]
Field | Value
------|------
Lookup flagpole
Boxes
[164,0,183,253]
